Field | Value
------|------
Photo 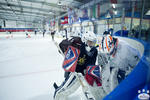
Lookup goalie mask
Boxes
[99,35,117,55]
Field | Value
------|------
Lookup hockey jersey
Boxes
[59,37,98,75]
[109,39,141,71]
[75,43,98,75]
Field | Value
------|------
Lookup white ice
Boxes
[0,34,83,100]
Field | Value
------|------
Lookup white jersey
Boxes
[97,39,141,97]
[109,39,141,71]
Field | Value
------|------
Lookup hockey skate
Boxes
[53,72,80,100]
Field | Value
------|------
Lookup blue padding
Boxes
[113,30,129,37]
[126,12,150,19]
[103,38,150,100]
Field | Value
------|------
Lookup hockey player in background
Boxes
[53,31,101,100]
[98,35,141,98]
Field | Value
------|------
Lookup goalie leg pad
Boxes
[54,73,80,100]
[77,73,96,100]
[109,67,118,91]
[101,64,111,94]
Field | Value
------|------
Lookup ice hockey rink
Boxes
[0,34,84,100]
[0,0,150,100]
[0,32,149,100]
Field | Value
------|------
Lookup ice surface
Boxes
[0,34,82,100]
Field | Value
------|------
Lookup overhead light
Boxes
[49,11,54,14]
[146,10,150,15]
[11,0,18,2]
[57,1,62,6]
[114,10,117,15]
[112,4,116,8]
[106,12,111,18]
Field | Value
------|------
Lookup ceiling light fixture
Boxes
[146,10,150,15]
[106,12,111,18]
[11,0,18,2]
[112,4,115,8]
[57,1,62,6]
[49,11,54,14]
[114,10,117,15]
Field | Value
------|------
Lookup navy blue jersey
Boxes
[59,38,97,75]
[76,43,98,75]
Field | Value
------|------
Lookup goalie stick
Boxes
[53,41,96,100]
[53,41,65,57]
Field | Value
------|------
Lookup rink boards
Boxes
[103,37,150,100]
[0,28,34,32]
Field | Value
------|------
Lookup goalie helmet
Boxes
[82,31,97,46]
[99,35,115,54]
[82,31,97,52]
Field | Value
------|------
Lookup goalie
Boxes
[98,35,141,97]
[53,31,101,100]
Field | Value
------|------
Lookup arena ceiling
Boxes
[0,0,149,23]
